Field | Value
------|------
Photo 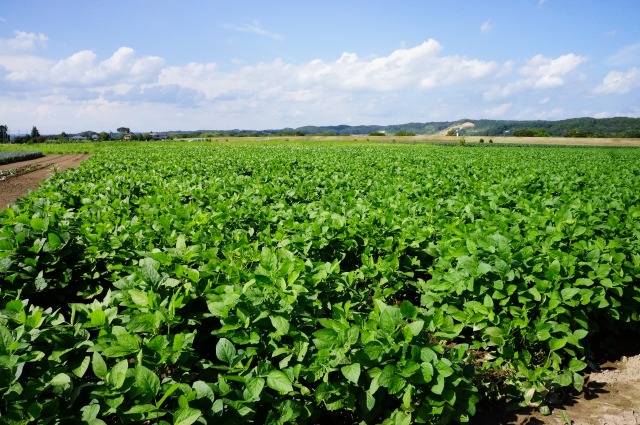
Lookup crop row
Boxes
[0,151,43,166]
[1,144,640,424]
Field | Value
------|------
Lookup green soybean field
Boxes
[1,143,640,424]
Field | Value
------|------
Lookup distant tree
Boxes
[98,132,110,141]
[60,132,68,139]
[513,128,550,137]
[446,129,456,136]
[564,129,590,138]
[394,131,416,136]
[117,127,130,134]
[0,125,9,143]
[368,131,386,136]
[31,126,40,139]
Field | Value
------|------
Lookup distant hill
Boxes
[168,117,640,138]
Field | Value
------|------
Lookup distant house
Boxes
[70,135,87,141]
[149,132,168,140]
[123,133,133,140]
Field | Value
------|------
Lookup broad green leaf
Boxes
[244,377,265,401]
[549,337,567,351]
[89,309,107,327]
[435,360,454,378]
[72,356,91,378]
[30,217,47,232]
[406,320,424,336]
[400,301,417,319]
[270,316,290,334]
[134,365,160,397]
[173,407,202,425]
[193,381,215,401]
[92,352,108,379]
[266,370,293,394]
[341,363,361,384]
[107,359,128,389]
[47,233,62,251]
[216,338,236,364]
[569,358,587,373]
[50,373,72,388]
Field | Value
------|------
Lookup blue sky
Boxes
[1,0,639,134]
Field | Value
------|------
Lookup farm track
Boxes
[473,353,640,424]
[0,153,90,209]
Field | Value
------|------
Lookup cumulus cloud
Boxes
[157,39,506,101]
[5,47,164,89]
[593,67,640,94]
[484,53,587,100]
[0,30,47,52]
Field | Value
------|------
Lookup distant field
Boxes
[1,135,640,155]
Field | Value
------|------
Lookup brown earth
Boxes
[0,154,90,209]
[472,353,640,424]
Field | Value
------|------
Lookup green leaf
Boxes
[569,358,587,373]
[134,365,160,397]
[477,262,492,275]
[50,373,72,388]
[72,356,91,378]
[561,287,580,301]
[431,374,445,395]
[173,407,202,425]
[400,301,417,319]
[89,309,107,327]
[270,316,290,334]
[549,338,567,351]
[216,338,236,364]
[92,352,108,379]
[266,370,293,394]
[30,217,47,232]
[244,377,265,401]
[573,329,588,340]
[193,381,215,401]
[341,363,361,384]
[107,359,128,389]
[406,320,424,336]
[47,233,62,251]
[435,360,454,378]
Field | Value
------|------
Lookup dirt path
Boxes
[471,354,640,424]
[0,154,90,209]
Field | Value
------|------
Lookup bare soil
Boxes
[472,353,640,424]
[0,154,90,209]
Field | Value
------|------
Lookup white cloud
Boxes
[221,21,283,40]
[480,21,493,34]
[483,102,511,117]
[605,42,640,67]
[5,47,164,88]
[157,39,505,100]
[0,30,48,52]
[0,17,7,23]
[593,67,640,94]
[484,53,587,100]
[4,35,634,133]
